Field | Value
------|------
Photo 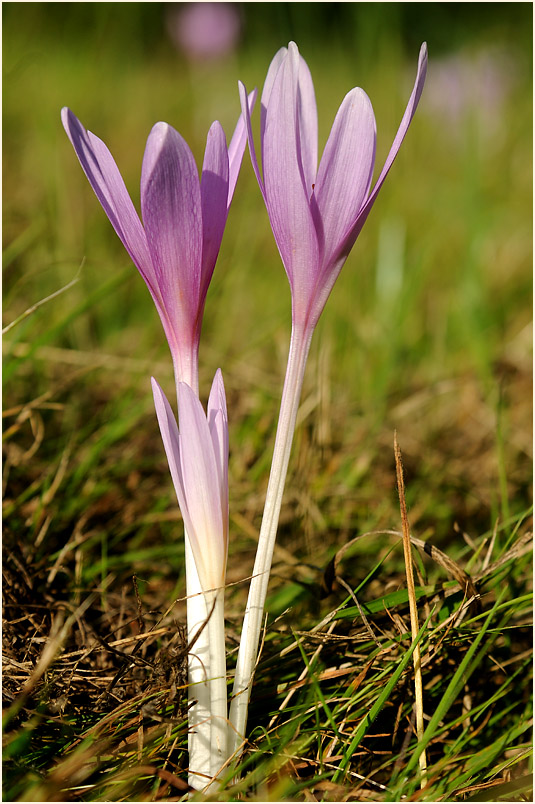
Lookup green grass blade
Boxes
[332,608,435,783]
[392,585,509,795]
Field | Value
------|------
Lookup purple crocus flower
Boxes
[238,41,427,335]
[151,370,229,593]
[229,42,428,752]
[61,104,254,392]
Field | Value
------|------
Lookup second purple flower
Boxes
[238,42,427,336]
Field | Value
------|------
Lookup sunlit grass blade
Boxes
[332,608,435,783]
[390,585,509,798]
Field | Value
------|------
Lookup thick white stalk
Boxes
[229,324,313,754]
[174,363,212,791]
[205,586,228,785]
[184,543,211,789]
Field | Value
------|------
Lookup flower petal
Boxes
[262,44,320,313]
[339,42,428,257]
[207,368,229,529]
[260,46,288,147]
[151,377,185,518]
[141,123,203,334]
[176,381,227,590]
[295,46,318,193]
[314,87,376,266]
[227,88,257,207]
[200,121,229,301]
[61,108,153,288]
[238,80,266,200]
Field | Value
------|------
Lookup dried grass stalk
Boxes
[394,432,427,789]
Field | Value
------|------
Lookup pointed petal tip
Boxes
[238,81,249,107]
[238,82,258,116]
[208,368,227,416]
[347,86,374,107]
[149,121,171,140]
[248,86,258,108]
[212,368,226,403]
[208,119,224,135]
[151,376,167,405]
[61,106,79,134]
[419,42,428,63]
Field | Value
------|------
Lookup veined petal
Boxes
[207,369,229,530]
[260,46,288,148]
[227,89,257,207]
[61,108,154,288]
[314,88,376,266]
[176,381,227,590]
[338,42,428,258]
[295,45,318,192]
[238,81,266,200]
[263,44,320,306]
[141,123,203,329]
[151,377,185,520]
[200,121,229,301]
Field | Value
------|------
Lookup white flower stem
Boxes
[205,587,228,785]
[174,364,213,791]
[229,323,313,754]
[184,545,211,789]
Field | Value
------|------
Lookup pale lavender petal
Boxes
[238,81,266,200]
[209,406,228,554]
[207,368,229,529]
[260,46,288,145]
[176,381,226,589]
[141,123,203,330]
[314,88,376,265]
[339,43,428,257]
[61,108,154,290]
[227,88,258,207]
[200,121,229,301]
[295,46,318,192]
[151,377,184,514]
[263,44,320,306]
[151,378,205,579]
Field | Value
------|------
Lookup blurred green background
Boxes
[3,2,532,605]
